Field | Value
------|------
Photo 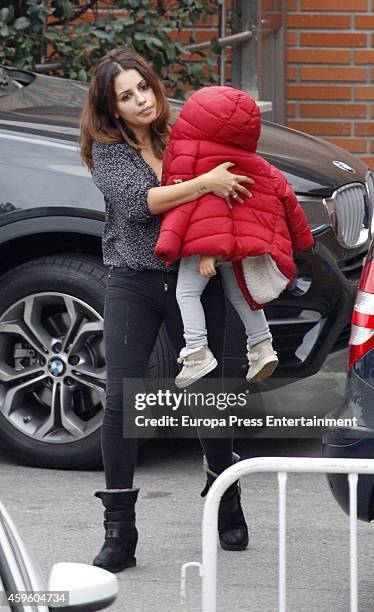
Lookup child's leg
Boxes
[176,255,210,349]
[175,256,218,387]
[219,262,272,347]
[219,262,278,381]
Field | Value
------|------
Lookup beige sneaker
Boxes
[175,345,218,388]
[246,339,278,382]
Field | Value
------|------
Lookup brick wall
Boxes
[48,1,374,167]
[168,13,223,85]
[287,0,374,168]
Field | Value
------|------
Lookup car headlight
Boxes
[296,195,331,234]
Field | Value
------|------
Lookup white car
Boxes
[0,500,118,611]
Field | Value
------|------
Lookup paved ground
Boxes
[2,349,374,612]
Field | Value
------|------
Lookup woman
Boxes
[80,46,254,573]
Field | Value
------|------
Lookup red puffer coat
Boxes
[155,86,314,308]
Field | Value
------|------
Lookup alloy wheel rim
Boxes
[0,292,105,443]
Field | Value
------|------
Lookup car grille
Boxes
[366,170,374,233]
[338,252,366,281]
[325,183,369,249]
[332,322,351,351]
[337,184,368,248]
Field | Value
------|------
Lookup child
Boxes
[155,86,314,388]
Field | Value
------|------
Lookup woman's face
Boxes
[113,68,157,129]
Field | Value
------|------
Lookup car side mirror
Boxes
[47,562,119,611]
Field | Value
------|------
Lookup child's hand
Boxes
[199,256,217,277]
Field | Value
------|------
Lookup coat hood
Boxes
[170,86,261,153]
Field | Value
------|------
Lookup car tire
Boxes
[0,255,177,470]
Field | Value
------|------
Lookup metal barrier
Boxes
[180,457,374,612]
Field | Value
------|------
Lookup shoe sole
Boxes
[94,556,136,573]
[175,358,218,388]
[220,535,249,551]
[246,357,279,383]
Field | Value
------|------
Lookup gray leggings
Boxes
[176,255,272,350]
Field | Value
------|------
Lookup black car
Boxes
[0,65,372,469]
[323,238,374,522]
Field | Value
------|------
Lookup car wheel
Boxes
[0,255,176,469]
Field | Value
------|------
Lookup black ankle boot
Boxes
[201,455,249,551]
[93,488,139,573]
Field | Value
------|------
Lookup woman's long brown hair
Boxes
[80,46,171,171]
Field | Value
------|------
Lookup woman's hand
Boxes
[199,255,217,277]
[148,162,254,215]
[204,162,254,208]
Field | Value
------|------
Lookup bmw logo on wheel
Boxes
[48,358,65,377]
[333,160,355,173]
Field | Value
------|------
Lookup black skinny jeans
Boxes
[102,265,234,489]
